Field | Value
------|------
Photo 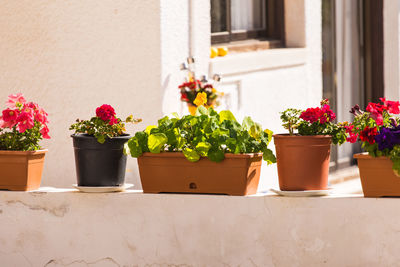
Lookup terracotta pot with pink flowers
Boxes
[0,93,50,191]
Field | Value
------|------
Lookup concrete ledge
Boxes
[209,48,307,77]
[0,188,398,266]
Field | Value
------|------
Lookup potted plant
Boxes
[179,57,223,115]
[274,99,346,191]
[70,104,141,188]
[346,98,400,197]
[0,93,50,191]
[124,106,276,195]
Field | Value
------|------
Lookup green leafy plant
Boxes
[124,106,276,164]
[70,104,141,143]
[279,99,346,145]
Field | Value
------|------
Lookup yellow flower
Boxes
[193,92,208,107]
[211,88,217,93]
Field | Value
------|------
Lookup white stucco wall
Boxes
[0,190,399,266]
[0,0,322,191]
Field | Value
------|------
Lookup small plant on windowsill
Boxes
[178,57,223,115]
[273,99,346,192]
[0,93,50,191]
[70,104,141,188]
[346,98,400,197]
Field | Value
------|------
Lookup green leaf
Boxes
[145,125,157,135]
[262,148,276,165]
[249,123,262,139]
[242,116,255,131]
[208,147,225,162]
[183,148,201,162]
[263,129,273,145]
[96,134,106,144]
[148,133,168,153]
[124,137,142,157]
[196,105,208,116]
[171,112,180,119]
[196,142,211,156]
[219,110,237,123]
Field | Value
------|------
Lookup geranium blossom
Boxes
[96,104,116,122]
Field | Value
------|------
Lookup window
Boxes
[211,0,285,45]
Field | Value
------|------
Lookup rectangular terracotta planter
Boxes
[354,153,400,197]
[0,150,47,191]
[137,152,263,196]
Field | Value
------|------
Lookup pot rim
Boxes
[273,134,332,139]
[0,149,48,155]
[354,152,389,159]
[140,151,263,159]
[71,133,131,140]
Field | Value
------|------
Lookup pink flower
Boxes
[6,93,26,108]
[35,107,49,124]
[96,104,116,122]
[40,125,51,139]
[2,108,18,122]
[366,102,385,125]
[16,112,34,133]
[380,97,400,114]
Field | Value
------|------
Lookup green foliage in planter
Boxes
[124,106,276,163]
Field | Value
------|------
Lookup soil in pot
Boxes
[0,150,47,191]
[137,152,263,196]
[273,134,331,191]
[71,134,130,186]
[354,153,400,197]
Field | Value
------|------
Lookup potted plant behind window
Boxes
[124,105,276,196]
[0,93,50,191]
[273,99,346,191]
[70,104,141,190]
[346,98,400,197]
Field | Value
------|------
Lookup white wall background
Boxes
[0,0,322,191]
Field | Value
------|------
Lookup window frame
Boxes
[211,0,285,45]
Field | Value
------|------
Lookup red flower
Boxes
[366,102,385,125]
[320,104,336,124]
[300,107,323,123]
[16,112,35,133]
[96,104,116,122]
[109,116,119,126]
[40,125,51,139]
[2,108,18,122]
[180,92,189,102]
[380,97,400,114]
[359,126,378,144]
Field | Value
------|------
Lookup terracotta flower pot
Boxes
[0,150,47,191]
[137,152,263,195]
[273,134,331,191]
[354,153,400,197]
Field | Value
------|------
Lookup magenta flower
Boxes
[6,93,26,108]
[40,125,50,139]
[2,108,18,122]
[16,112,34,133]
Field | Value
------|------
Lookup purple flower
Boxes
[375,126,400,150]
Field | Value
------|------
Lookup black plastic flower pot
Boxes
[71,134,130,186]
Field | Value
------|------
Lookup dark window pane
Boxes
[211,0,228,33]
[231,0,265,31]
